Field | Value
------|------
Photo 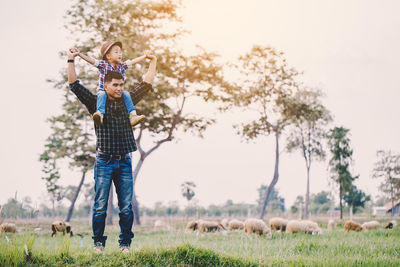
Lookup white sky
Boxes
[0,0,399,210]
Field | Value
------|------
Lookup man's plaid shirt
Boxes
[94,60,132,91]
[70,80,152,155]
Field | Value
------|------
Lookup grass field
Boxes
[0,218,399,266]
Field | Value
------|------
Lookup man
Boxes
[67,49,157,253]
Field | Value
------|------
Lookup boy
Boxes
[70,41,149,126]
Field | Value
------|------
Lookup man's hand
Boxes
[145,50,157,61]
[67,49,80,60]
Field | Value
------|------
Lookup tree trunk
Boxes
[350,204,353,221]
[65,171,86,222]
[390,182,394,218]
[132,158,145,225]
[305,166,310,219]
[260,128,280,219]
[106,184,114,225]
[339,183,343,220]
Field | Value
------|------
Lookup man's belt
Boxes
[96,150,128,161]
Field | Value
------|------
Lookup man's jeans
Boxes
[92,154,134,247]
[96,90,136,114]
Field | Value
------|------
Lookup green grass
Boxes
[0,222,399,266]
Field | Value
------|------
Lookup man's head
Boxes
[104,71,124,100]
[100,41,122,63]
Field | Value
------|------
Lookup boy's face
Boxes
[104,78,124,100]
[105,45,122,63]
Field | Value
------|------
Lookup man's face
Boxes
[104,78,124,100]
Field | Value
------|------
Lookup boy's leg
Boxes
[123,91,146,127]
[93,91,106,126]
[113,154,134,248]
[92,156,115,248]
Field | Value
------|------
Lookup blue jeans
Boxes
[92,154,134,247]
[96,90,135,114]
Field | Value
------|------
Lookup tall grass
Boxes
[0,223,399,266]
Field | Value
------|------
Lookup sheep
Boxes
[385,220,397,229]
[243,218,271,238]
[197,220,226,233]
[154,220,170,231]
[186,220,199,231]
[361,221,380,231]
[269,217,288,232]
[228,219,244,230]
[221,218,230,228]
[0,223,17,234]
[327,219,335,231]
[51,221,73,237]
[344,220,362,232]
[286,220,321,235]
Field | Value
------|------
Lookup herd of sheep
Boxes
[185,217,398,237]
[0,218,396,237]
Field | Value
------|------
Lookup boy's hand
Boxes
[67,49,79,59]
[69,48,80,54]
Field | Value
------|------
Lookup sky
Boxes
[0,0,399,210]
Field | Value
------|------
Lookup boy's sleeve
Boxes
[94,59,106,70]
[129,82,153,105]
[69,80,97,114]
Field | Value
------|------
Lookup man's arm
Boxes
[67,50,97,114]
[129,55,157,105]
[70,48,96,65]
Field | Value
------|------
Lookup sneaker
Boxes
[120,246,130,253]
[93,242,104,253]
[92,110,104,126]
[129,111,145,127]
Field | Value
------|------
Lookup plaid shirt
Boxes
[94,60,132,91]
[69,80,152,155]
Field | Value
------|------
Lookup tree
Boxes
[372,150,400,217]
[309,191,333,214]
[221,45,302,219]
[327,127,356,219]
[181,181,196,203]
[256,184,285,214]
[291,195,304,216]
[62,0,225,225]
[343,185,371,217]
[286,89,332,218]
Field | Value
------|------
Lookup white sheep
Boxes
[197,220,225,233]
[228,219,244,230]
[243,218,271,238]
[327,219,335,231]
[385,220,397,229]
[286,220,321,235]
[51,221,73,237]
[361,221,380,231]
[0,223,16,234]
[269,217,288,232]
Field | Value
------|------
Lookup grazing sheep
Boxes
[51,221,73,237]
[361,221,380,231]
[0,223,17,234]
[186,220,199,231]
[228,219,244,230]
[385,220,397,229]
[154,220,170,231]
[344,220,362,232]
[243,218,271,238]
[269,217,288,232]
[286,220,320,235]
[198,220,225,233]
[327,219,335,231]
[221,218,230,228]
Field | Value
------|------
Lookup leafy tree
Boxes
[181,181,196,203]
[290,195,304,215]
[62,0,225,225]
[327,127,356,219]
[372,150,400,217]
[286,89,332,218]
[221,46,302,219]
[309,191,333,214]
[343,185,371,215]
